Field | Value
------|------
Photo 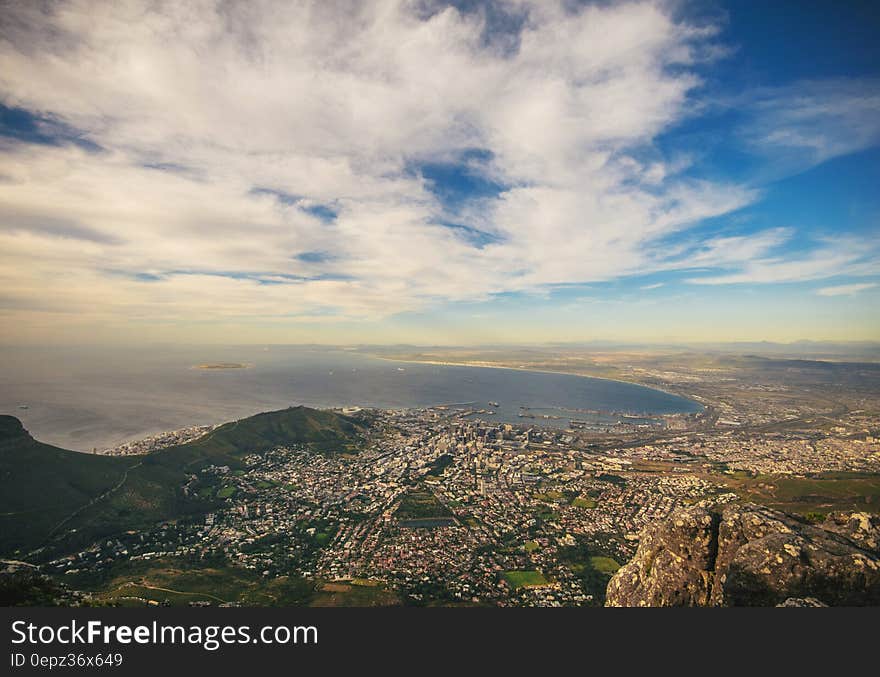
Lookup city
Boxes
[21,350,876,608]
[0,2,878,672]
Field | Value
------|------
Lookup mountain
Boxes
[0,416,139,559]
[605,501,880,606]
[160,405,366,465]
[0,406,366,559]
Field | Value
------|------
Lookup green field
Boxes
[395,490,453,519]
[503,570,549,589]
[523,540,540,553]
[69,554,394,607]
[715,470,880,517]
[557,544,622,604]
[311,581,400,607]
[68,557,314,607]
[589,556,621,574]
[572,497,597,508]
[534,508,560,522]
[313,529,334,547]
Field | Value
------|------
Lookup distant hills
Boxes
[0,406,366,560]
[361,341,880,362]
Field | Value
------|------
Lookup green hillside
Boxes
[0,407,366,559]
[0,416,138,558]
[154,405,366,469]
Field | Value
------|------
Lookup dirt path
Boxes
[45,460,144,540]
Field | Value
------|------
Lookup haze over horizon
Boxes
[1,0,879,346]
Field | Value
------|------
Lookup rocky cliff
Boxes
[605,502,880,606]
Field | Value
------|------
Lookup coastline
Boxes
[366,354,704,411]
[8,352,703,453]
[191,362,252,370]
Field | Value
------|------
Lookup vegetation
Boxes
[713,470,880,517]
[163,405,365,463]
[503,570,549,589]
[66,557,314,606]
[589,556,621,575]
[395,490,454,519]
[216,486,237,499]
[0,407,366,558]
[311,582,400,607]
[534,508,559,522]
[0,566,80,606]
[558,543,620,604]
[0,415,140,557]
[533,490,566,503]
[426,453,454,477]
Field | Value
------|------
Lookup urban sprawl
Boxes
[52,379,880,607]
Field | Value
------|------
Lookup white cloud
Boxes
[816,282,878,297]
[0,0,870,340]
[686,237,879,285]
[743,78,880,170]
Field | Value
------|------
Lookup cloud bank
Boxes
[0,0,876,340]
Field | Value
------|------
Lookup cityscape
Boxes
[1,0,879,614]
[4,348,877,607]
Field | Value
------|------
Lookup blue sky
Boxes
[0,1,878,345]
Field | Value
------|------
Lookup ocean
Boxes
[0,345,701,451]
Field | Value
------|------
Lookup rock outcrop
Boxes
[605,502,880,606]
[776,597,828,607]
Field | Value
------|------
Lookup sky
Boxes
[0,0,878,346]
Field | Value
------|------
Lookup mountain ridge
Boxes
[0,406,367,559]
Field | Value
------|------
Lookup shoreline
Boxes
[10,354,703,453]
[366,354,704,412]
[191,362,252,370]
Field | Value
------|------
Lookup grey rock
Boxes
[821,511,880,553]
[605,502,880,607]
[776,597,828,607]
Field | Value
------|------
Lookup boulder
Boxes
[605,502,880,607]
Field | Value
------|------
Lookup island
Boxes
[192,363,250,370]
